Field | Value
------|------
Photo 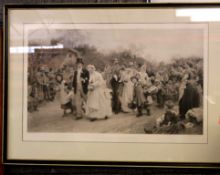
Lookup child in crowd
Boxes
[28,81,39,112]
[131,76,151,117]
[60,80,75,117]
[144,100,183,134]
[156,100,178,128]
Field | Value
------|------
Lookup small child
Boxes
[60,80,74,117]
[144,100,182,134]
[156,100,178,128]
[131,76,150,117]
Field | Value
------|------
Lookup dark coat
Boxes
[161,110,178,126]
[179,81,200,119]
[72,69,89,94]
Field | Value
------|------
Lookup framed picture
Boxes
[3,2,220,168]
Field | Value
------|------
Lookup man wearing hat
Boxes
[72,57,89,119]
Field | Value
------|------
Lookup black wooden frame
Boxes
[3,2,220,169]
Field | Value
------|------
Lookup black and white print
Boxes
[26,24,207,136]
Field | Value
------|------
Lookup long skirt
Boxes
[120,82,134,112]
[86,87,112,119]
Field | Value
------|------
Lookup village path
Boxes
[28,98,165,134]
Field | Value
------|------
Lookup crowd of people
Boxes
[28,56,203,134]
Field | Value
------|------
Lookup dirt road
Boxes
[28,99,165,133]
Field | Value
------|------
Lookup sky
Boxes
[80,29,204,62]
[28,28,204,63]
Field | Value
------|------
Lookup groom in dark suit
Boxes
[72,58,89,119]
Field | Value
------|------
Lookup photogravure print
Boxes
[23,23,208,143]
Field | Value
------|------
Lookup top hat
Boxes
[76,57,84,65]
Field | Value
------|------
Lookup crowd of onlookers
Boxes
[28,56,203,134]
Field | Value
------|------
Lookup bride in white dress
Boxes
[86,65,112,121]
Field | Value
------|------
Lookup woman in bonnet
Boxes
[86,64,112,121]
